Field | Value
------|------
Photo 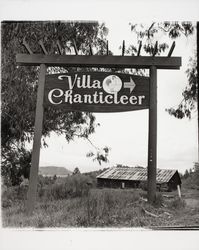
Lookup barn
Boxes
[96,166,181,192]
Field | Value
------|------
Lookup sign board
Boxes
[44,72,149,112]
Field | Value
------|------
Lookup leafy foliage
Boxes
[129,22,197,119]
[166,55,197,119]
[86,146,110,165]
[182,163,199,189]
[1,21,109,184]
[1,147,31,186]
[73,167,81,175]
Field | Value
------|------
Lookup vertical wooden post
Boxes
[177,185,181,199]
[147,65,157,203]
[26,64,46,215]
[197,22,199,162]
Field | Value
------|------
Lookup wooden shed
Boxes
[96,166,181,192]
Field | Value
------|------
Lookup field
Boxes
[2,175,199,228]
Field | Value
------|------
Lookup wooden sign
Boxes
[44,72,149,112]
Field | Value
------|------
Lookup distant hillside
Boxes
[84,168,109,177]
[39,166,72,176]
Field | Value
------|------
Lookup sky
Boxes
[0,3,198,176]
[1,0,199,249]
[37,21,198,175]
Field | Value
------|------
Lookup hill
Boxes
[39,166,72,177]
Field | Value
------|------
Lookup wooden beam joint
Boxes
[168,41,176,57]
[38,40,48,55]
[22,38,33,54]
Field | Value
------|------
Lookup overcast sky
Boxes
[1,2,197,175]
[1,0,199,249]
[37,21,198,174]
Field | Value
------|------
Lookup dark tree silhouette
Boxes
[1,21,109,185]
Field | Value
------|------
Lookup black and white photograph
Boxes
[0,0,199,250]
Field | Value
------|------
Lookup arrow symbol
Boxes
[124,77,136,93]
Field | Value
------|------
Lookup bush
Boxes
[168,197,186,209]
[153,193,163,207]
[41,174,94,200]
[79,188,141,226]
[140,181,148,191]
[1,185,28,208]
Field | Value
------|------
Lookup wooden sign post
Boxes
[16,49,181,214]
[26,64,46,215]
[147,66,157,203]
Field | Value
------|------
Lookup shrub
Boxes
[41,174,94,200]
[168,197,186,209]
[1,185,28,209]
[140,181,148,191]
[153,193,163,207]
[79,188,142,226]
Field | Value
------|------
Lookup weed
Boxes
[153,193,164,207]
[168,198,186,209]
[2,183,198,228]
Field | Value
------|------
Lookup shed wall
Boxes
[97,173,181,191]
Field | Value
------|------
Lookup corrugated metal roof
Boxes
[96,167,177,184]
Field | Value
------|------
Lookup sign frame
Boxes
[16,53,181,215]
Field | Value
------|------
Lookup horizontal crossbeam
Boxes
[16,54,181,69]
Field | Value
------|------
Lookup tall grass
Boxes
[79,188,143,227]
[2,173,95,205]
[2,174,191,228]
[40,174,93,200]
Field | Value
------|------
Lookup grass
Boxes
[2,186,198,228]
[2,173,199,228]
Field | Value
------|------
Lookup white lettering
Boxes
[113,93,120,104]
[48,89,63,105]
[58,75,67,80]
[120,95,128,104]
[87,75,91,88]
[58,74,103,90]
[48,88,146,107]
[129,96,138,104]
[84,94,93,104]
[104,95,113,104]
[82,75,86,87]
[73,94,83,103]
[99,92,105,104]
[138,95,145,105]
[64,90,73,104]
[92,80,101,89]
[93,92,99,103]
[77,77,81,88]
[58,74,77,90]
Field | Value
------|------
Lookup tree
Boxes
[73,167,81,175]
[193,162,199,186]
[1,21,109,185]
[166,55,197,119]
[1,147,31,186]
[183,169,190,179]
[128,22,197,119]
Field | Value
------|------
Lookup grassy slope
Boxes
[2,187,199,228]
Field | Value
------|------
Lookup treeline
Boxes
[182,163,199,189]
